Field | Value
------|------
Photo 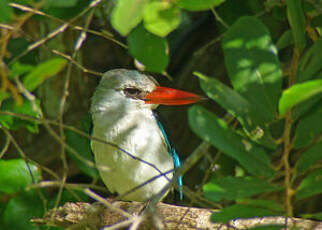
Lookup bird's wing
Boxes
[153,113,183,200]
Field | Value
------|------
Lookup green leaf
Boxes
[204,176,282,202]
[246,0,263,15]
[211,204,279,223]
[127,24,169,72]
[278,79,322,116]
[7,0,31,5]
[42,0,90,19]
[302,1,315,14]
[296,169,322,200]
[66,126,99,179]
[0,0,13,23]
[311,15,322,29]
[301,212,322,221]
[286,0,306,52]
[222,16,282,123]
[195,72,259,129]
[293,94,322,121]
[7,38,38,64]
[238,199,284,213]
[111,0,149,36]
[23,58,67,92]
[188,105,274,177]
[0,91,10,103]
[177,0,225,11]
[143,2,180,37]
[0,98,40,133]
[9,62,35,80]
[2,190,43,230]
[272,6,287,21]
[276,30,293,50]
[0,201,5,219]
[0,159,41,194]
[294,104,322,148]
[44,0,78,7]
[296,141,322,174]
[194,72,277,149]
[247,225,285,230]
[296,39,322,82]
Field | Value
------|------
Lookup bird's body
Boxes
[91,99,173,201]
[90,69,201,201]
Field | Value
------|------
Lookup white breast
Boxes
[91,108,174,201]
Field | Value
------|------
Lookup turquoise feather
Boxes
[154,115,183,200]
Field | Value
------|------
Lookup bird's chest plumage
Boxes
[91,109,174,201]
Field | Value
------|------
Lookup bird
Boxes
[90,69,202,202]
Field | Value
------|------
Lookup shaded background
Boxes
[1,0,322,229]
[2,9,225,193]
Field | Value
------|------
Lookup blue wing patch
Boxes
[154,115,183,200]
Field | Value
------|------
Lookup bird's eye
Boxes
[123,87,142,98]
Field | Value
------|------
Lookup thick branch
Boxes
[32,201,322,230]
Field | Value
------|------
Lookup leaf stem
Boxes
[282,111,294,216]
[282,47,300,217]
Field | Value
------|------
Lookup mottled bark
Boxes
[33,201,322,230]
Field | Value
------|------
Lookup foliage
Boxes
[0,0,322,228]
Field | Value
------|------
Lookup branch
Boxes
[32,201,322,230]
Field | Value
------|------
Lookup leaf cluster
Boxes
[0,0,322,229]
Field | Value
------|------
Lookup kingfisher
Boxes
[90,69,202,202]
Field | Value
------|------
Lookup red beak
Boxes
[144,86,203,105]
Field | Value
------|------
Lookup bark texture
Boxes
[32,201,322,230]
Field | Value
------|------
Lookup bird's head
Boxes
[91,69,202,113]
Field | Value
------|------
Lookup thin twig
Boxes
[8,0,106,65]
[9,3,127,48]
[52,50,103,76]
[28,181,107,192]
[0,111,172,183]
[147,141,212,212]
[115,169,174,201]
[54,6,97,218]
[84,188,132,218]
[1,127,49,211]
[0,23,15,30]
[1,1,44,97]
[210,7,229,29]
[0,131,11,158]
[0,111,220,208]
[103,218,136,230]
[128,215,145,230]
[281,47,300,217]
